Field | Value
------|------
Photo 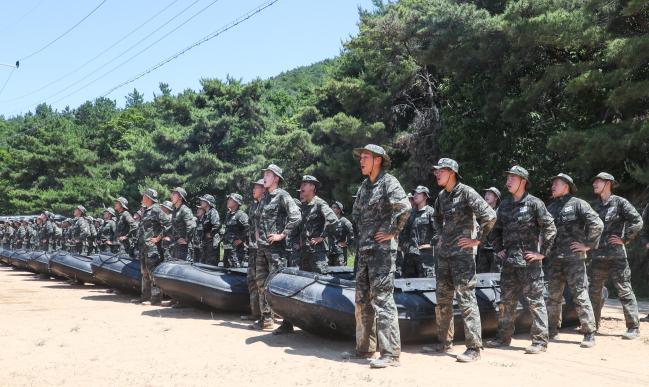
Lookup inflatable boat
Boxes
[26,250,52,276]
[48,251,100,285]
[91,253,142,294]
[265,269,580,343]
[152,261,250,313]
[10,249,34,271]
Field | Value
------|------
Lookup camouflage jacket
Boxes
[328,216,354,256]
[299,196,338,253]
[223,209,249,249]
[547,194,603,260]
[99,219,116,245]
[255,188,301,248]
[72,217,91,244]
[248,200,260,249]
[200,207,221,247]
[137,204,171,255]
[193,214,204,248]
[399,209,419,255]
[433,182,496,257]
[492,192,557,267]
[116,210,135,241]
[590,195,643,259]
[413,205,437,252]
[170,204,196,242]
[642,203,649,247]
[352,171,411,252]
[39,220,55,247]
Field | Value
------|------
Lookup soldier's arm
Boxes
[281,193,302,237]
[343,218,355,245]
[536,201,557,256]
[467,189,497,243]
[80,220,91,239]
[579,200,604,249]
[210,209,221,231]
[321,202,339,238]
[433,197,443,237]
[238,212,249,240]
[181,208,194,238]
[491,206,505,253]
[620,198,643,244]
[386,178,411,236]
[427,207,439,245]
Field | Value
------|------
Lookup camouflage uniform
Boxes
[3,224,14,248]
[137,193,171,304]
[546,193,602,335]
[396,208,418,278]
[99,215,118,253]
[492,192,557,345]
[299,195,338,274]
[327,204,354,266]
[288,197,303,268]
[589,194,643,330]
[87,218,98,254]
[410,204,437,278]
[433,182,496,349]
[223,194,249,268]
[254,165,301,323]
[15,224,26,249]
[40,217,56,252]
[71,216,90,254]
[247,188,262,319]
[477,187,502,273]
[199,196,221,265]
[116,207,136,257]
[193,211,204,262]
[352,169,411,358]
[169,199,196,261]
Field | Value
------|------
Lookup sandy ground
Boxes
[1,266,649,387]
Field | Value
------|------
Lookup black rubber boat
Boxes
[152,261,250,313]
[2,249,18,266]
[48,251,100,285]
[265,269,580,343]
[11,249,34,271]
[0,247,10,265]
[26,250,52,275]
[91,253,142,294]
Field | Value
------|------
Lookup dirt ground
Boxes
[1,266,649,387]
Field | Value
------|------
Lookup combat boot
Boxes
[549,330,560,340]
[248,318,273,330]
[485,337,511,348]
[272,321,294,335]
[622,328,640,340]
[421,342,453,353]
[580,333,596,348]
[341,349,376,360]
[369,356,400,368]
[456,348,481,363]
[524,343,547,354]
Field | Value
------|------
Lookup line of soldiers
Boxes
[3,144,649,370]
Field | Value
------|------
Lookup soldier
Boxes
[15,220,26,249]
[71,206,90,254]
[159,201,174,259]
[486,166,556,353]
[4,221,15,249]
[241,179,265,321]
[167,187,195,261]
[396,195,418,279]
[115,197,136,257]
[589,172,644,339]
[288,196,303,268]
[61,218,73,251]
[477,187,501,273]
[133,188,170,305]
[422,158,496,363]
[192,205,204,263]
[198,194,221,265]
[99,208,118,253]
[86,216,98,254]
[53,220,63,249]
[223,193,249,268]
[641,203,649,322]
[544,173,601,347]
[410,185,437,278]
[249,164,301,332]
[341,144,410,369]
[26,219,38,249]
[328,201,354,266]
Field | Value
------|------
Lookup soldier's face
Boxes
[171,192,182,204]
[359,151,380,176]
[227,198,239,211]
[551,179,569,198]
[196,208,205,217]
[200,201,210,211]
[413,192,427,206]
[252,185,264,200]
[142,195,153,207]
[434,168,451,186]
[300,182,315,198]
[74,209,81,218]
[592,179,607,194]
[506,174,524,194]
[484,191,498,207]
[263,171,278,188]
[103,212,111,220]
[332,206,341,216]
[114,202,122,212]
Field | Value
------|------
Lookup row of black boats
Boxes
[0,248,581,343]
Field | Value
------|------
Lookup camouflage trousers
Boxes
[435,253,482,349]
[499,264,549,345]
[223,245,246,268]
[589,258,639,330]
[247,248,261,318]
[288,247,302,268]
[547,259,596,334]
[202,241,220,266]
[402,249,436,278]
[355,248,400,358]
[476,248,501,273]
[300,250,328,274]
[100,244,119,254]
[140,251,162,304]
[255,245,288,320]
[328,247,348,267]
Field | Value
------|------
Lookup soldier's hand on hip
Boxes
[418,244,432,249]
[607,235,624,246]
[570,242,590,253]
[267,233,286,244]
[118,236,127,241]
[233,239,243,246]
[457,237,480,249]
[497,250,506,259]
[337,242,347,247]
[177,238,187,245]
[374,232,394,243]
[524,251,544,262]
[309,237,324,246]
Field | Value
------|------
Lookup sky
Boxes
[0,0,376,117]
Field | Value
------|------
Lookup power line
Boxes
[20,0,108,62]
[101,0,280,98]
[0,0,179,103]
[0,68,17,97]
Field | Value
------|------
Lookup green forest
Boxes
[1,1,647,219]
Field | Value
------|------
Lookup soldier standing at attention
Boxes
[39,211,56,252]
[328,201,354,266]
[100,208,118,253]
[341,144,410,369]
[133,189,170,306]
[545,173,601,347]
[198,194,221,265]
[167,187,195,261]
[192,205,205,263]
[476,187,501,273]
[71,206,90,254]
[422,158,496,363]
[410,185,437,278]
[223,193,249,268]
[241,179,265,322]
[589,172,644,339]
[115,197,136,258]
[486,166,556,354]
[249,164,301,331]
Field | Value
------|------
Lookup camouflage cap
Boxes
[504,165,530,181]
[593,172,618,186]
[253,178,265,187]
[115,196,129,210]
[76,205,87,214]
[86,216,94,222]
[172,187,188,202]
[161,200,173,211]
[261,164,284,180]
[198,194,216,207]
[432,158,462,179]
[103,207,116,217]
[353,144,391,169]
[413,185,430,197]
[300,174,321,188]
[551,173,577,194]
[331,201,344,213]
[143,188,159,203]
[482,186,502,200]
[226,193,243,205]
